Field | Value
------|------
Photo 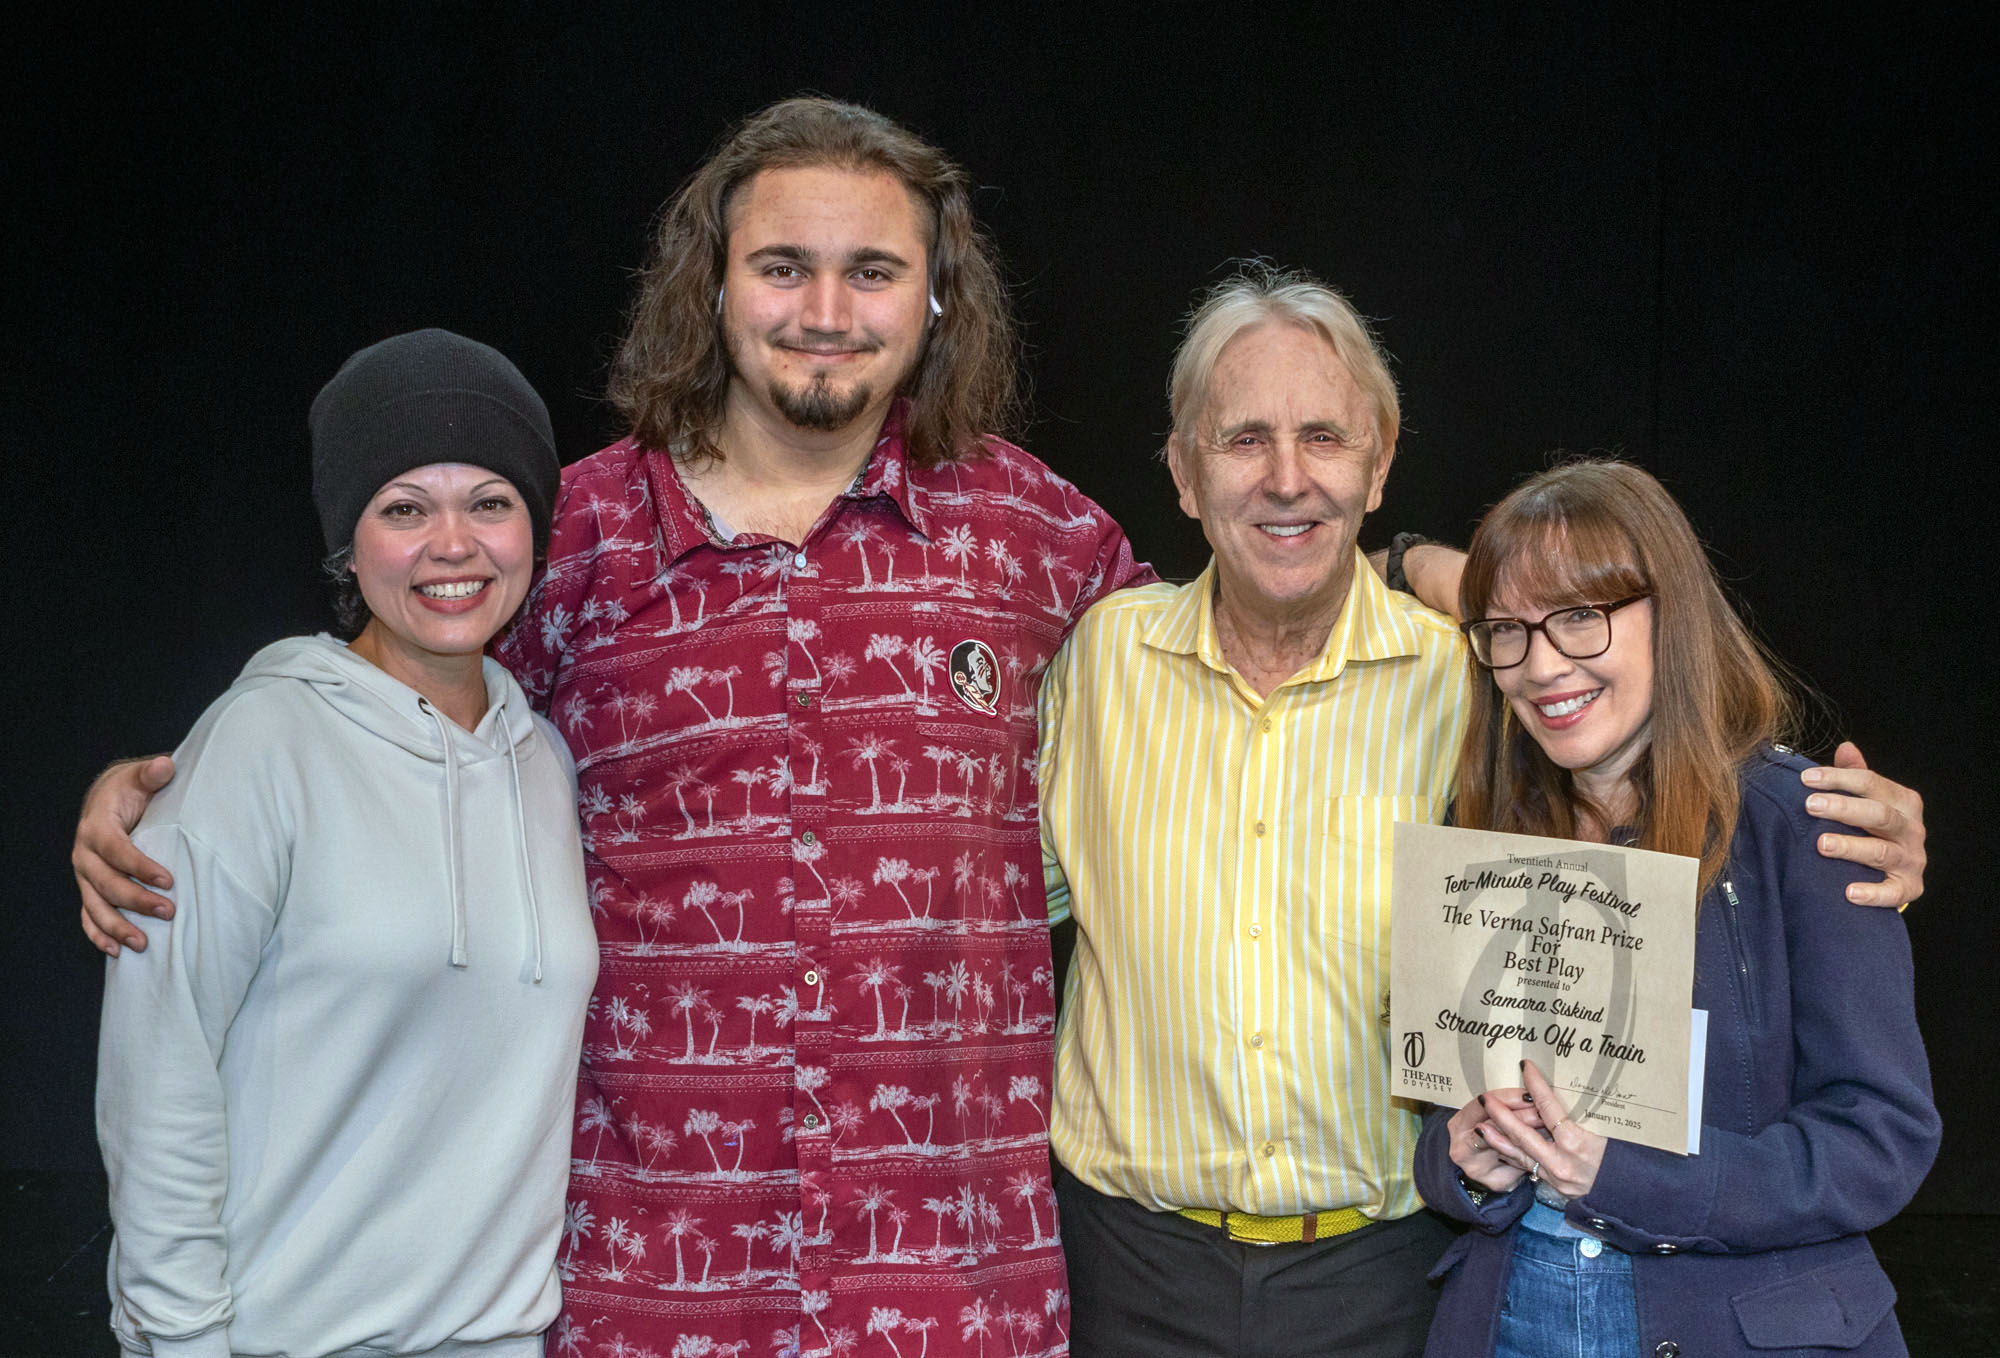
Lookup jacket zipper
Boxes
[1719,879,1759,1024]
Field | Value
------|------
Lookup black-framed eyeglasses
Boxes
[1461,595,1650,670]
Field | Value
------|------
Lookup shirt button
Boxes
[801,830,818,847]
[793,551,807,569]
[803,969,820,987]
[1247,923,1262,939]
[1261,717,1273,732]
[1249,1033,1264,1049]
[801,1112,821,1132]
[1578,1237,1603,1258]
[1261,1142,1277,1158]
[1253,821,1267,837]
[1654,1344,1680,1358]
[796,693,810,708]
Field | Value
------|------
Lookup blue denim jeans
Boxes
[1495,1201,1640,1358]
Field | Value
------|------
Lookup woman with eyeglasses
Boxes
[1413,459,1938,1358]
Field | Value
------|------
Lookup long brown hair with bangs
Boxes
[607,97,1021,470]
[1454,459,1797,895]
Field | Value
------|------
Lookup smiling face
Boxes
[347,463,534,687]
[1488,578,1656,810]
[720,165,933,436]
[1167,320,1394,635]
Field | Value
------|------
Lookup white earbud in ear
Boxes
[929,290,944,318]
[716,285,725,314]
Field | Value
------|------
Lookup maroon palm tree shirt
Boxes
[496,406,1149,1358]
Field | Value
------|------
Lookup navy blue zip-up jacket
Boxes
[1416,746,1940,1357]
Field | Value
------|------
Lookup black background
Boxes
[8,7,1994,1212]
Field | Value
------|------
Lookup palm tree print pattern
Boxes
[495,408,1146,1356]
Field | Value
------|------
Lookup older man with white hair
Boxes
[1036,265,1929,1357]
[1039,265,1463,1356]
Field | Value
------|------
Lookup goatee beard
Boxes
[770,376,873,433]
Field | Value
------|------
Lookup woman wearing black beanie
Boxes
[93,330,598,1358]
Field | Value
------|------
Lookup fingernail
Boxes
[1518,1059,1526,1072]
[1806,795,1829,815]
[1803,766,1825,785]
[1524,1091,1534,1102]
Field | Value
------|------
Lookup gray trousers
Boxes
[1056,1166,1457,1358]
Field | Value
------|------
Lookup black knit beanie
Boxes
[309,329,559,555]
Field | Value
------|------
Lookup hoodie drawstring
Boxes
[421,691,547,982]
[499,694,547,984]
[419,698,470,969]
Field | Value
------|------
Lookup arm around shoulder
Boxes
[75,755,181,955]
[1801,741,1927,907]
[1376,535,1466,620]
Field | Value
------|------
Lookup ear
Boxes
[1165,433,1202,522]
[1364,437,1397,515]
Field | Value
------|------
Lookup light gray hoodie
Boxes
[97,636,598,1358]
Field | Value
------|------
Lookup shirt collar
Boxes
[1141,546,1427,687]
[851,400,932,541]
[643,439,723,572]
[641,399,932,575]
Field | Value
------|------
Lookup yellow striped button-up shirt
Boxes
[1041,552,1469,1220]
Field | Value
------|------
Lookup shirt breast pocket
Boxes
[1314,793,1435,954]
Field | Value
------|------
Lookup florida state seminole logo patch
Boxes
[949,639,1001,716]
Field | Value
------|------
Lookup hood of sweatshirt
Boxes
[236,635,555,979]
[237,634,539,760]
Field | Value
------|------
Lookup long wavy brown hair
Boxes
[1454,459,1798,895]
[608,97,1021,470]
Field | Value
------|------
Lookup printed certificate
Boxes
[1390,822,1698,1155]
